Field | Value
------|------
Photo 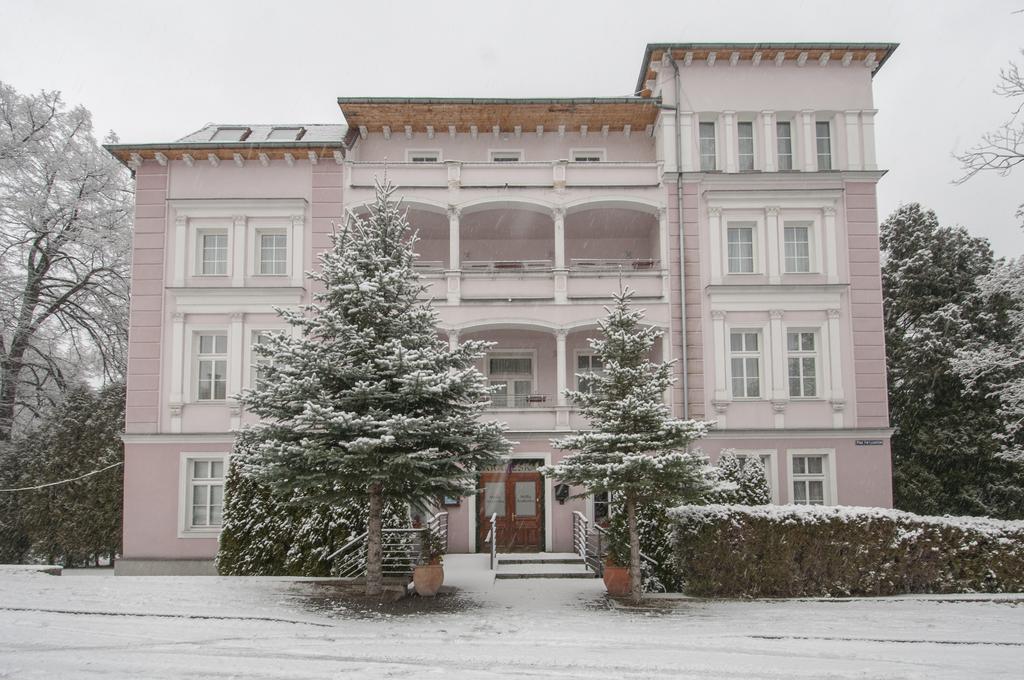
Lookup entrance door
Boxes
[478,469,544,552]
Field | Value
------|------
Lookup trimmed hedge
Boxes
[670,504,1024,597]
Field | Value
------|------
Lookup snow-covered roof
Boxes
[175,123,347,145]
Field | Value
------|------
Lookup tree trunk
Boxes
[365,482,384,596]
[626,496,642,602]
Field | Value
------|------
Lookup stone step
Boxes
[497,557,584,565]
[494,560,594,580]
[495,571,596,580]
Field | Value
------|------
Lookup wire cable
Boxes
[0,461,123,492]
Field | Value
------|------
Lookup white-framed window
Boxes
[197,230,228,276]
[575,353,604,394]
[731,449,779,503]
[489,150,523,162]
[487,353,535,407]
[195,333,227,401]
[407,149,441,163]
[726,224,755,274]
[266,127,304,141]
[816,120,832,171]
[592,490,613,525]
[256,230,287,276]
[729,331,761,399]
[179,453,228,536]
[737,121,755,171]
[776,120,793,170]
[790,452,831,505]
[699,122,717,171]
[250,330,275,388]
[571,149,605,162]
[787,331,818,398]
[783,223,812,273]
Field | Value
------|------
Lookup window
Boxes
[727,225,755,274]
[787,331,817,398]
[266,127,304,141]
[593,490,613,526]
[257,231,287,275]
[196,333,227,401]
[792,454,827,505]
[407,150,440,163]
[576,354,604,394]
[816,121,832,170]
[490,151,522,162]
[187,458,225,528]
[776,121,793,170]
[198,231,228,276]
[729,331,761,398]
[571,149,605,162]
[209,127,250,142]
[488,355,533,407]
[737,121,754,171]
[783,224,811,273]
[251,331,274,388]
[699,122,717,171]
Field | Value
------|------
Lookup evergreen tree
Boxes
[543,288,716,600]
[706,451,772,505]
[882,203,1024,519]
[233,181,512,595]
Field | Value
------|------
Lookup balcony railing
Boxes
[413,260,445,273]
[463,260,553,273]
[570,258,660,272]
[347,160,663,189]
[486,393,553,409]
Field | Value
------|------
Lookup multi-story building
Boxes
[107,42,897,574]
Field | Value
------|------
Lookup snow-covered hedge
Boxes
[669,504,1024,597]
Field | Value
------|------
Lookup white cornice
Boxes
[168,286,305,314]
[168,198,308,219]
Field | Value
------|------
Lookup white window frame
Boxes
[406,149,442,163]
[574,350,605,393]
[194,227,230,277]
[253,228,289,277]
[782,221,814,274]
[590,490,614,525]
[737,120,756,171]
[787,449,837,505]
[488,150,524,162]
[815,119,833,171]
[786,329,820,399]
[192,330,228,402]
[776,119,795,171]
[698,120,718,171]
[725,221,758,275]
[570,148,606,162]
[731,449,780,504]
[178,453,229,537]
[486,350,538,408]
[727,329,763,400]
[247,329,282,390]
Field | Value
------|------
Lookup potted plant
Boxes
[412,525,445,597]
[602,530,631,597]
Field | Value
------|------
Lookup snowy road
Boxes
[0,556,1022,679]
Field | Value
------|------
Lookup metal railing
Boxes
[485,393,552,409]
[572,510,657,578]
[485,512,497,570]
[462,260,553,273]
[413,260,445,272]
[570,258,660,272]
[326,511,448,579]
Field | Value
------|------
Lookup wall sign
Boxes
[855,439,883,446]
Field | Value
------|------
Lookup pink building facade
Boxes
[108,42,897,575]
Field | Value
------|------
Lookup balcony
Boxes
[347,160,662,190]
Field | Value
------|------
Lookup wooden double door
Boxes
[478,470,544,552]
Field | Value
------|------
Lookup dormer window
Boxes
[209,127,251,142]
[266,127,305,141]
[490,151,522,162]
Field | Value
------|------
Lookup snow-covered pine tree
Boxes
[543,288,716,600]
[233,180,512,595]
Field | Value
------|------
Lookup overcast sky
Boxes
[3,0,1022,255]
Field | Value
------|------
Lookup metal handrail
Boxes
[463,259,553,273]
[325,511,449,579]
[570,258,661,272]
[572,509,657,578]
[484,512,497,570]
[485,393,553,409]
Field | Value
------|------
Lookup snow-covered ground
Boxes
[1,554,1022,679]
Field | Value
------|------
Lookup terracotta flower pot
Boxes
[413,563,444,597]
[602,564,630,596]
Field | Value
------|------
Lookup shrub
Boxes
[607,501,682,592]
[670,504,1024,597]
[706,451,771,505]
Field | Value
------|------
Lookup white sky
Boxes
[2,0,1022,255]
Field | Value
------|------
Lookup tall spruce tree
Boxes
[882,203,1024,518]
[234,181,511,595]
[543,288,715,599]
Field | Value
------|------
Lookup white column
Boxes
[228,312,244,430]
[555,330,569,430]
[769,310,787,429]
[290,214,304,287]
[661,331,673,406]
[801,110,817,172]
[448,330,460,350]
[722,111,737,173]
[711,310,728,428]
[765,206,781,284]
[708,207,723,284]
[169,312,185,433]
[553,208,566,269]
[844,111,862,171]
[231,215,246,287]
[173,216,187,286]
[447,206,461,270]
[658,206,670,300]
[826,309,846,428]
[861,110,878,170]
[824,206,839,284]
[761,111,777,172]
[678,112,695,172]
